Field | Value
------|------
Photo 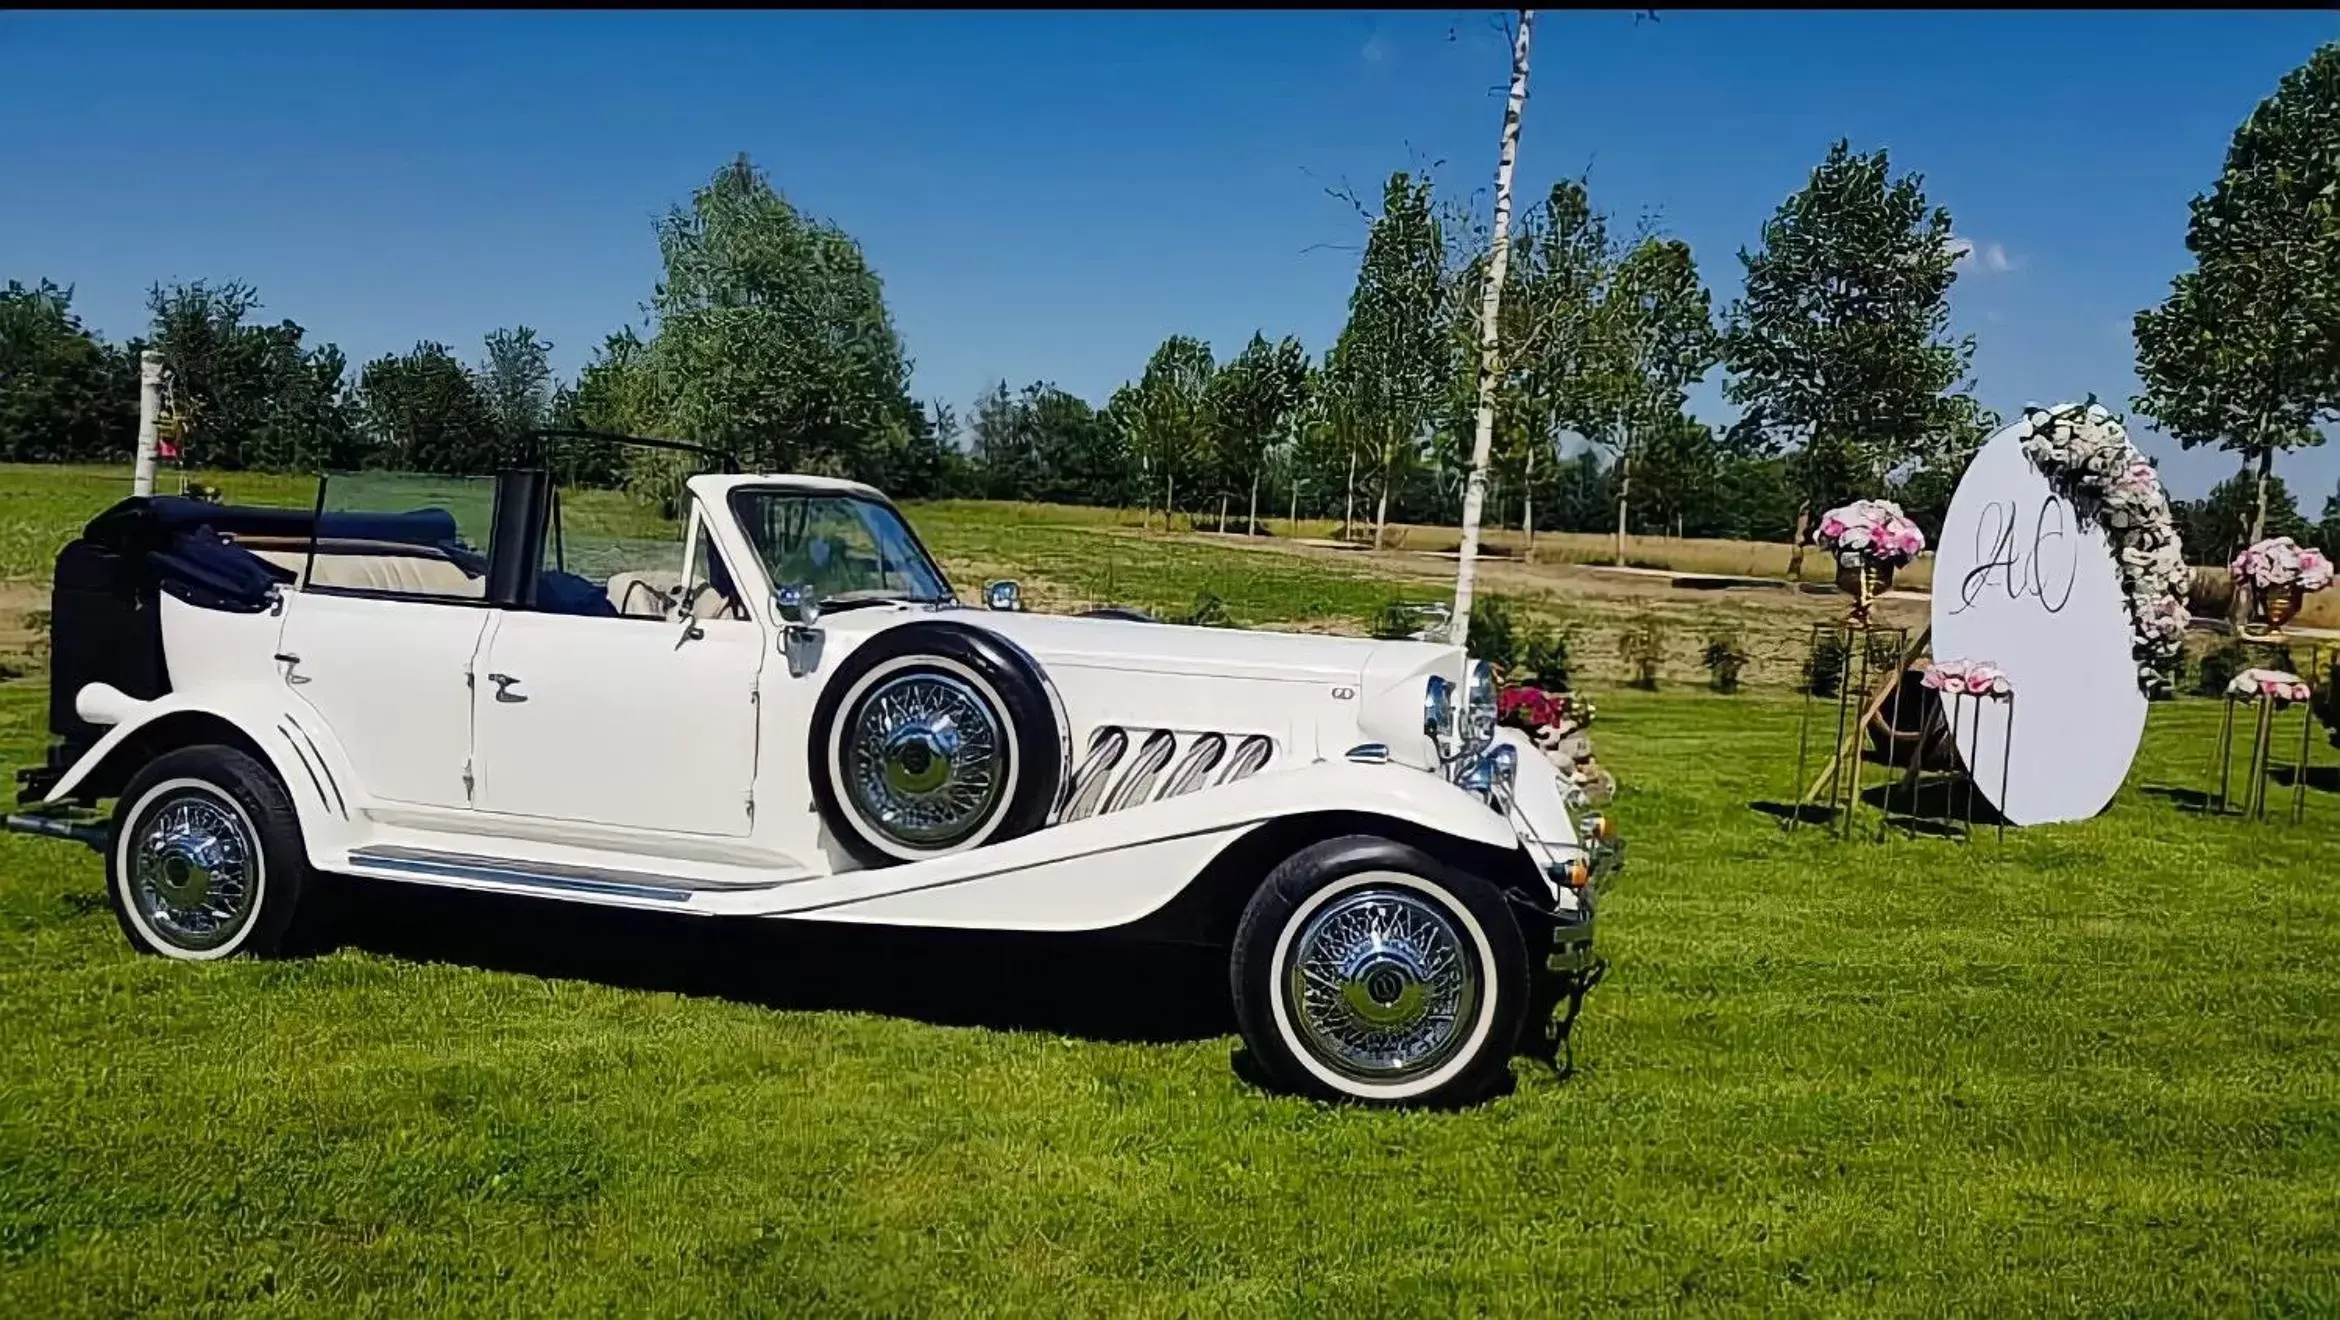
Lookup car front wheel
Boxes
[1230,834,1528,1106]
[107,745,310,961]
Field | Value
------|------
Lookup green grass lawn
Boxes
[3,664,2336,1314]
[2,461,2338,1312]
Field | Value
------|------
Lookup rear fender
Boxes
[36,682,359,842]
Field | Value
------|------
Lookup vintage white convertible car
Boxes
[9,443,1615,1106]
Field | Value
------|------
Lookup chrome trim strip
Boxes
[346,846,699,903]
[1156,733,1226,802]
[281,712,347,818]
[1101,729,1176,815]
[1060,726,1129,823]
[276,725,335,819]
[1219,734,1274,785]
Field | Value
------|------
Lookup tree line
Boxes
[5,42,2337,563]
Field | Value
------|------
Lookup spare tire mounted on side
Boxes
[808,620,1066,868]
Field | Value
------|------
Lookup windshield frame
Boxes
[724,485,958,609]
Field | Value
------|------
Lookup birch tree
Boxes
[1452,10,1534,646]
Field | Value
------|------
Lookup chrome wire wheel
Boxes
[843,671,1009,849]
[1283,885,1481,1084]
[128,790,260,953]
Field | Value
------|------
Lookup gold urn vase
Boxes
[1835,558,1896,627]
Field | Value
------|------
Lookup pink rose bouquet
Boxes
[1922,658,2012,699]
[1816,498,1927,568]
[2227,668,2313,705]
[2230,537,2331,592]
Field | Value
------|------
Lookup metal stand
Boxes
[2210,639,2327,825]
[1789,621,1914,839]
[1882,687,2013,845]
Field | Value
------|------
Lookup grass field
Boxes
[1,462,2338,1312]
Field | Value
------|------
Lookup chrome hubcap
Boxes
[845,672,1006,848]
[1286,886,1478,1082]
[131,793,257,951]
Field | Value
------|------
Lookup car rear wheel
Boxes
[106,745,310,961]
[1229,834,1528,1106]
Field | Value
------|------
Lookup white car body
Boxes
[13,463,1615,1105]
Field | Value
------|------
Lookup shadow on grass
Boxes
[304,876,1234,1047]
[2141,783,2225,816]
[2268,762,2340,795]
[1751,776,2006,839]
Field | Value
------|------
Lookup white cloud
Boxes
[1946,234,2019,274]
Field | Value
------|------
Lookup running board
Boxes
[343,845,761,905]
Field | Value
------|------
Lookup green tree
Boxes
[148,280,363,471]
[0,280,138,462]
[1026,385,1130,507]
[1501,179,1621,544]
[2319,480,2340,553]
[1205,333,1310,533]
[2134,43,2340,620]
[603,155,919,501]
[1721,140,1992,577]
[1329,172,1450,548]
[2186,467,2314,565]
[1124,335,1214,528]
[356,342,500,476]
[1587,236,1717,562]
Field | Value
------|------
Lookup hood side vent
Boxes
[1059,726,1129,823]
[1218,735,1274,786]
[1156,733,1227,802]
[1100,729,1178,816]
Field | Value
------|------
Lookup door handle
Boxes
[273,652,309,685]
[487,673,527,703]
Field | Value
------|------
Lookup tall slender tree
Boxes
[2134,42,2340,621]
[1328,172,1450,548]
[1722,140,1989,578]
[1587,236,1716,564]
[1452,9,1534,645]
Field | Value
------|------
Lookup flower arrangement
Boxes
[1497,685,1596,734]
[1496,683,1611,804]
[1921,658,2012,699]
[2012,401,2192,695]
[2226,668,2313,705]
[1816,499,1927,568]
[2230,537,2332,593]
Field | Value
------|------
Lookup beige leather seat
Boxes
[250,549,485,599]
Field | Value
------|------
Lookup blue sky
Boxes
[4,10,2337,505]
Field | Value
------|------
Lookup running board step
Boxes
[344,845,762,904]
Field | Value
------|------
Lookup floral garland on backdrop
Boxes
[2012,401,2192,695]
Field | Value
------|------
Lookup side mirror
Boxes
[772,583,824,677]
[774,583,821,628]
[983,579,1023,612]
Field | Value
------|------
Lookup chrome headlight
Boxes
[1463,660,1497,753]
[1423,675,1456,746]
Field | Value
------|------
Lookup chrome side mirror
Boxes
[983,579,1023,612]
[774,583,821,628]
[773,583,825,677]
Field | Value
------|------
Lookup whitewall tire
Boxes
[1230,834,1529,1106]
[107,745,310,961]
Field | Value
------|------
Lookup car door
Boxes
[275,584,492,811]
[469,508,765,837]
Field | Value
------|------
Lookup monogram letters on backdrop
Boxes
[1932,411,2148,825]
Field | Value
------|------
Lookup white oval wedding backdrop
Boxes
[1931,408,2148,825]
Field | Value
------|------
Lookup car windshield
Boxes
[729,489,953,607]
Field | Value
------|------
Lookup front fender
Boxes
[38,681,353,830]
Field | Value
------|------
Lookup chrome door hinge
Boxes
[461,758,475,802]
[744,790,755,822]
